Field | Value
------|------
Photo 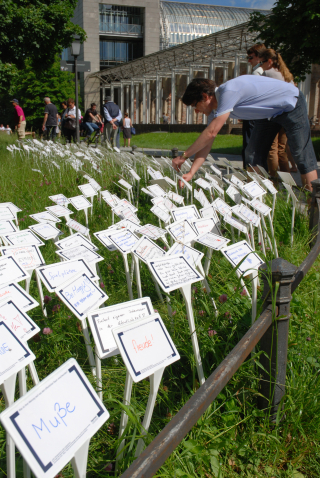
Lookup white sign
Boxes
[37,259,98,292]
[226,185,241,204]
[112,314,180,382]
[101,190,113,200]
[222,240,264,274]
[30,211,61,224]
[118,199,138,213]
[250,199,272,216]
[210,164,222,178]
[137,224,167,240]
[0,207,15,221]
[88,297,154,359]
[0,221,17,235]
[178,176,192,191]
[0,358,109,478]
[29,223,62,240]
[103,196,119,207]
[198,189,210,207]
[0,255,29,285]
[49,194,69,206]
[147,184,166,197]
[224,215,248,234]
[167,191,184,205]
[171,205,200,222]
[192,217,219,236]
[166,242,203,268]
[56,272,108,320]
[88,178,102,191]
[150,205,171,224]
[107,229,139,254]
[147,256,203,293]
[55,233,97,251]
[231,175,244,188]
[200,205,219,222]
[1,245,45,270]
[78,184,98,197]
[0,282,39,311]
[132,236,165,264]
[195,178,212,191]
[0,322,35,384]
[118,207,140,224]
[69,195,92,211]
[212,198,232,216]
[262,179,278,195]
[196,232,230,250]
[237,205,260,227]
[277,171,297,187]
[128,169,141,181]
[164,176,176,187]
[118,179,132,190]
[46,205,73,218]
[141,188,155,198]
[0,300,40,342]
[93,230,117,252]
[242,181,266,199]
[0,202,22,214]
[56,245,103,264]
[282,183,298,203]
[66,219,89,236]
[166,219,198,244]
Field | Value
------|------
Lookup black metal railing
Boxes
[119,179,320,478]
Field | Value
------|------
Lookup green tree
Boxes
[0,0,86,70]
[249,0,320,80]
[0,56,80,131]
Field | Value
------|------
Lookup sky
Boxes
[172,0,275,11]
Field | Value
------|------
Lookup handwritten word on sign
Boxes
[46,205,73,217]
[133,236,165,264]
[93,230,117,252]
[107,229,139,255]
[0,322,35,384]
[55,233,97,251]
[56,244,103,265]
[5,230,44,247]
[0,358,109,478]
[66,219,89,236]
[37,259,97,293]
[242,181,266,199]
[0,207,15,221]
[88,297,154,359]
[147,256,204,293]
[30,211,61,224]
[0,255,29,286]
[166,219,198,244]
[113,313,180,382]
[49,194,69,206]
[137,224,166,240]
[166,242,203,268]
[0,300,40,342]
[171,205,200,222]
[56,272,108,320]
[150,205,171,224]
[222,240,264,274]
[78,183,98,198]
[1,245,45,270]
[69,195,92,211]
[0,220,17,235]
[0,282,39,311]
[196,232,230,250]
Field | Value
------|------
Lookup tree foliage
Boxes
[0,56,80,131]
[0,0,86,70]
[249,0,320,81]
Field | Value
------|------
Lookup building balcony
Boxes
[99,23,143,37]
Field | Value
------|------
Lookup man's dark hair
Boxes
[182,78,216,106]
[91,103,96,108]
[61,101,67,106]
[247,43,266,56]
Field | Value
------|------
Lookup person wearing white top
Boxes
[0,124,5,131]
[172,76,318,192]
[64,98,81,143]
[5,125,12,135]
[122,113,132,147]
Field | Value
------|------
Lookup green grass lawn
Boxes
[0,135,320,477]
[131,132,320,160]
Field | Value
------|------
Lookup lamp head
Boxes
[71,35,81,57]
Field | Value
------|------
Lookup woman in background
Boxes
[122,112,132,147]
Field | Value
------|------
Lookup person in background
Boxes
[103,96,122,147]
[10,99,26,139]
[0,124,5,131]
[61,101,68,137]
[259,48,298,177]
[162,113,169,124]
[5,125,12,135]
[122,113,132,147]
[64,98,81,143]
[42,97,58,141]
[83,103,100,141]
[241,43,266,168]
[56,115,61,138]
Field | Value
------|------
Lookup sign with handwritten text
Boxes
[113,313,180,382]
[29,223,62,241]
[147,184,166,197]
[0,282,39,311]
[223,215,248,234]
[69,195,92,211]
[192,217,219,237]
[132,236,165,264]
[221,240,264,274]
[107,229,139,255]
[150,205,171,224]
[88,297,154,359]
[0,300,39,342]
[171,205,200,222]
[0,220,17,235]
[4,230,44,247]
[88,178,102,191]
[56,272,108,320]
[0,202,22,214]
[195,178,212,191]
[242,181,266,199]
[0,358,109,478]
[128,169,141,181]
[49,194,69,206]
[56,245,103,265]
[166,242,203,268]
[30,211,61,224]
[210,164,222,178]
[237,205,260,227]
[166,219,198,244]
[226,185,241,204]
[147,255,203,293]
[0,255,29,286]
[37,259,98,293]
[118,179,132,190]
[93,230,117,252]
[78,184,98,198]
[212,198,232,216]
[250,199,272,216]
[66,219,89,236]
[200,205,220,222]
[262,179,277,195]
[55,233,97,251]
[196,232,230,250]
[1,245,45,270]
[137,224,167,240]
[0,207,15,221]
[0,321,35,384]
[46,205,73,218]
[167,191,184,205]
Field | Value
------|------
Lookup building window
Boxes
[99,5,143,36]
[61,48,69,61]
[100,39,143,68]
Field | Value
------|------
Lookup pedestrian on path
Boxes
[122,113,132,147]
[10,99,26,139]
[103,96,122,147]
[42,97,58,141]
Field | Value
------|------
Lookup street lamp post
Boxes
[71,35,81,143]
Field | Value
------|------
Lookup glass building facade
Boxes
[99,5,143,36]
[100,39,143,67]
[160,1,266,49]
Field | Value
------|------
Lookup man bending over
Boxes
[172,77,318,191]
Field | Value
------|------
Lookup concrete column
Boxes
[125,85,129,115]
[143,77,147,124]
[110,83,114,102]
[171,70,176,124]
[202,69,208,125]
[156,73,160,124]
[130,81,134,122]
[187,66,193,124]
[135,84,139,124]
[120,82,124,113]
[247,62,251,74]
[160,84,163,121]
[234,53,240,78]
[147,81,150,124]
[299,73,312,114]
[223,64,228,83]
[209,59,216,81]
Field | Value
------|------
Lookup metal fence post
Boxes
[309,179,320,246]
[258,258,297,420]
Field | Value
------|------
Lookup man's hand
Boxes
[178,172,193,188]
[112,124,117,130]
[172,156,185,172]
[42,125,46,131]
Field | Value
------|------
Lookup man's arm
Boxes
[180,143,213,185]
[42,113,48,131]
[172,112,230,175]
[104,107,112,122]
